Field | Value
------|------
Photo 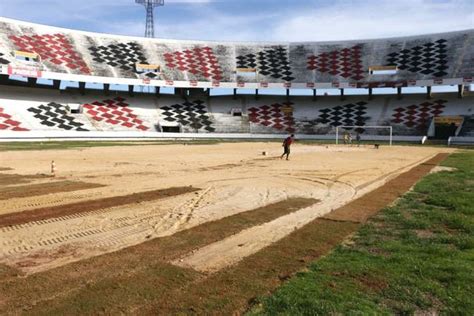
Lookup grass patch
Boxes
[251,151,474,315]
[0,140,223,151]
[1,139,472,152]
[0,180,105,201]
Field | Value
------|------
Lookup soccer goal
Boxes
[335,126,393,146]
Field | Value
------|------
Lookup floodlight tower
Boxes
[135,0,164,38]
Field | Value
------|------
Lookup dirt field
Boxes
[0,142,452,275]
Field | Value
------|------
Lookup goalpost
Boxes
[335,126,393,146]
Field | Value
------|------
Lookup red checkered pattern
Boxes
[307,45,364,81]
[82,97,149,131]
[392,100,446,129]
[248,102,295,133]
[9,33,90,74]
[163,46,222,81]
[0,107,29,131]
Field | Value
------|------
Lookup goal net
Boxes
[335,126,393,146]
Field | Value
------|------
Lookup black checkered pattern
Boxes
[27,103,88,131]
[317,101,370,128]
[386,39,449,77]
[160,100,215,132]
[236,46,294,81]
[0,52,9,64]
[89,42,148,72]
[141,71,159,78]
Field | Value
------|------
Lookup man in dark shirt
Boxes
[280,134,294,160]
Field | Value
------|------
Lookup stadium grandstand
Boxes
[0,16,472,144]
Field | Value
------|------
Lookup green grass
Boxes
[250,151,474,315]
[2,139,468,152]
[0,140,222,151]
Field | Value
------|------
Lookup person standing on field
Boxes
[343,131,348,144]
[280,134,294,160]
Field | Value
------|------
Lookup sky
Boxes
[0,0,472,42]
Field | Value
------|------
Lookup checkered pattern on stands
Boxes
[236,46,294,82]
[82,97,149,131]
[392,100,446,129]
[307,45,364,81]
[386,39,449,77]
[317,101,370,128]
[89,42,148,73]
[160,100,215,132]
[9,33,90,74]
[164,47,222,81]
[247,102,295,132]
[0,53,9,65]
[0,107,29,131]
[27,103,88,131]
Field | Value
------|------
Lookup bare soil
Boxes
[0,180,104,201]
[0,197,318,314]
[0,143,451,298]
[0,187,199,228]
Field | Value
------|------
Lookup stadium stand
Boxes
[0,86,472,142]
[0,17,472,89]
[0,17,472,143]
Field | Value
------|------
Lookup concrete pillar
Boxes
[458,84,464,98]
[53,79,61,90]
[397,86,402,99]
[426,86,432,99]
[128,84,134,97]
[79,81,86,95]
[368,87,373,100]
[103,83,110,96]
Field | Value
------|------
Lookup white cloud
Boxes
[270,0,474,41]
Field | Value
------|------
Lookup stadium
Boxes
[0,0,472,314]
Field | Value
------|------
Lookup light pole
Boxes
[135,0,165,38]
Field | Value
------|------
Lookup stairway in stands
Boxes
[459,116,474,137]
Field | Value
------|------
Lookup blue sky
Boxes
[0,0,472,41]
